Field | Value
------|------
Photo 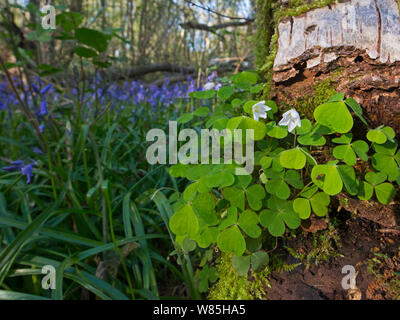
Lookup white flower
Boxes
[279,109,302,133]
[203,82,215,91]
[252,101,271,121]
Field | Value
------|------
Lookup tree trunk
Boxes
[266,0,400,134]
[255,0,400,300]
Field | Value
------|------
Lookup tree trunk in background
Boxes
[255,0,400,300]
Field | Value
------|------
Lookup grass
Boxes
[0,74,202,300]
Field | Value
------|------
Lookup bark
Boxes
[271,0,400,134]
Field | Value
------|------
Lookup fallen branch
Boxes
[180,20,253,32]
[109,63,196,80]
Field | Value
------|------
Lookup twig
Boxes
[183,0,253,21]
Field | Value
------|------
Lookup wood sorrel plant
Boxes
[168,71,400,277]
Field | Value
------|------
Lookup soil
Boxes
[265,210,400,300]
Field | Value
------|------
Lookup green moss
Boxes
[208,253,271,300]
[295,77,338,118]
[287,221,342,269]
[256,0,337,98]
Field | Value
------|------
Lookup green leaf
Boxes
[285,170,304,189]
[345,98,368,126]
[245,184,266,211]
[372,153,399,181]
[169,205,199,238]
[310,192,330,217]
[259,209,285,237]
[358,181,373,201]
[293,198,311,219]
[337,165,359,195]
[296,119,312,135]
[177,113,194,124]
[265,121,288,139]
[223,187,245,211]
[367,129,387,144]
[298,132,326,146]
[227,116,267,141]
[280,148,306,170]
[189,90,216,99]
[232,255,251,276]
[205,171,235,188]
[75,28,109,52]
[328,93,345,102]
[74,46,98,58]
[218,86,234,101]
[192,193,218,225]
[217,226,246,256]
[238,210,261,238]
[266,179,291,200]
[352,140,369,161]
[311,164,343,195]
[365,171,387,186]
[193,107,210,117]
[251,251,269,273]
[375,183,396,205]
[314,101,353,133]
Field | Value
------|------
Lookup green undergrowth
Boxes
[208,253,271,300]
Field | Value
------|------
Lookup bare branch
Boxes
[180,20,253,32]
[183,0,252,21]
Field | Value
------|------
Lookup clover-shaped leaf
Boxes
[358,181,374,201]
[227,116,267,141]
[223,187,245,211]
[310,192,330,217]
[246,184,266,211]
[285,170,304,189]
[298,132,326,146]
[170,204,199,238]
[217,225,246,256]
[266,179,291,200]
[338,165,359,196]
[197,265,218,292]
[375,183,396,205]
[372,141,399,181]
[311,164,343,195]
[238,210,261,238]
[280,148,306,170]
[192,193,219,225]
[265,121,288,139]
[367,126,395,144]
[293,198,311,219]
[259,198,300,237]
[251,251,270,273]
[232,255,250,276]
[205,170,235,188]
[314,101,353,133]
[332,134,369,165]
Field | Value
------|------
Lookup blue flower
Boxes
[21,163,34,184]
[40,83,53,96]
[39,100,48,116]
[2,160,25,172]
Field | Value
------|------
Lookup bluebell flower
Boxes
[31,83,40,94]
[2,160,25,172]
[40,100,48,116]
[21,163,34,184]
[40,83,53,96]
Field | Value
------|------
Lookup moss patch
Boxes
[208,253,271,300]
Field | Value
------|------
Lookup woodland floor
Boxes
[266,210,400,300]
